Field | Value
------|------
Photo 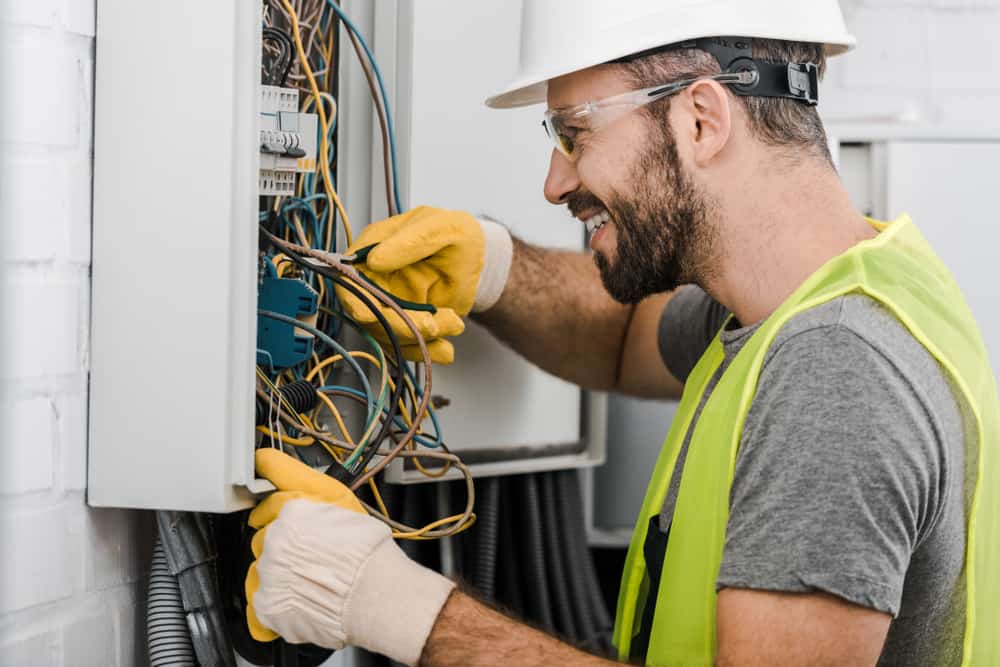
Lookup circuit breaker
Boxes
[258,85,318,196]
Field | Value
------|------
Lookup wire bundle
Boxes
[256,1,473,541]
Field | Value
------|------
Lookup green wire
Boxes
[319,305,390,470]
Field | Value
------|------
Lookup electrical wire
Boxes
[256,0,470,548]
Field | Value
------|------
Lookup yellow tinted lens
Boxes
[546,115,575,157]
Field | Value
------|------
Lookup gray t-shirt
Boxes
[655,286,967,666]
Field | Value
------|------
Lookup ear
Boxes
[685,79,733,167]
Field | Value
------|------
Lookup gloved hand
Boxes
[245,449,456,666]
[335,206,513,364]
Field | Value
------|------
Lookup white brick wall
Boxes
[0,2,153,666]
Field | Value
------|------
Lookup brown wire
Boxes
[257,386,475,538]
[260,232,433,488]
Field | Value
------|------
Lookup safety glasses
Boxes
[542,70,757,160]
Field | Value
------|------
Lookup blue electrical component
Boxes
[257,277,318,369]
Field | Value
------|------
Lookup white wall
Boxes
[0,2,153,665]
[824,0,1000,132]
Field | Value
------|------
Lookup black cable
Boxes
[520,474,554,631]
[472,476,500,601]
[558,470,613,638]
[497,477,527,616]
[262,27,295,86]
[554,469,598,646]
[260,227,406,484]
[540,472,577,639]
[330,275,407,476]
[497,477,524,616]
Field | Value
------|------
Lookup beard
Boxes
[571,120,719,304]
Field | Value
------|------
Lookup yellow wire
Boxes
[280,0,354,246]
[316,390,354,445]
[368,480,391,519]
[395,513,477,540]
[255,425,315,447]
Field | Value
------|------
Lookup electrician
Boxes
[246,1,1000,665]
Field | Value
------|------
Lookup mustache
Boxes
[566,191,607,219]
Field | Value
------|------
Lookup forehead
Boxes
[546,64,632,110]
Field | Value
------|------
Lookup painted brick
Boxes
[0,273,83,380]
[0,156,67,263]
[86,508,154,590]
[0,29,81,147]
[114,600,145,667]
[0,396,55,495]
[0,503,83,614]
[0,629,60,667]
[0,0,60,28]
[62,0,95,37]
[65,157,93,265]
[56,391,87,491]
[840,7,931,90]
[62,612,115,667]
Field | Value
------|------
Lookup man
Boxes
[245,2,999,665]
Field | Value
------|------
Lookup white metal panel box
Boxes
[89,0,262,512]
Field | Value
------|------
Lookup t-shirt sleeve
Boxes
[716,325,945,616]
[657,286,731,382]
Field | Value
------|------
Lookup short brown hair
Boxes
[617,39,831,162]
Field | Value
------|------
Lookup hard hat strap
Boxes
[615,36,820,106]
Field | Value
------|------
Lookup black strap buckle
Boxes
[678,37,820,106]
[787,62,820,105]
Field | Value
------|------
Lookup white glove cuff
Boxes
[473,218,513,313]
[344,537,456,666]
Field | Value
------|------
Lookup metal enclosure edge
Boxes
[88,0,260,512]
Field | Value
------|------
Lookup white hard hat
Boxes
[486,0,856,109]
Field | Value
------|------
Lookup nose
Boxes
[543,149,580,205]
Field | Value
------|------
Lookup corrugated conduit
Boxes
[147,536,196,666]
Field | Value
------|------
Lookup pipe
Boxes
[498,477,524,615]
[540,472,577,639]
[519,474,554,630]
[554,469,597,645]
[472,476,500,600]
[156,511,236,667]
[147,536,196,667]
[558,470,613,636]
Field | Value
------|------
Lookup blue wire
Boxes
[325,0,403,214]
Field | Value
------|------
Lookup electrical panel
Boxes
[258,85,318,196]
[89,0,606,513]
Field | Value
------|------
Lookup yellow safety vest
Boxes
[612,216,999,666]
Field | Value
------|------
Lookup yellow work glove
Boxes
[335,206,513,364]
[245,449,455,665]
[244,448,366,643]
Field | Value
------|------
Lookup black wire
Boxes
[262,27,295,86]
[260,227,406,484]
[327,273,408,476]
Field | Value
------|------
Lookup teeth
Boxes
[584,210,611,233]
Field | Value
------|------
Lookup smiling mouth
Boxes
[584,210,611,233]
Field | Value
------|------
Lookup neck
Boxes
[701,157,876,326]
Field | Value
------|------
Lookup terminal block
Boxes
[256,277,319,369]
[259,85,319,196]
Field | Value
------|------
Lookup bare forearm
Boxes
[473,237,634,390]
[420,590,620,667]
